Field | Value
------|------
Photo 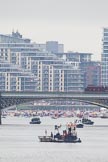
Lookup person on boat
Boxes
[58,124,62,128]
[67,123,72,134]
[73,126,76,131]
[45,129,47,136]
[63,130,67,137]
[68,127,71,134]
[54,132,61,139]
[55,124,62,130]
[51,132,53,138]
[55,125,58,130]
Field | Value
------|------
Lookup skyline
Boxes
[1,0,108,60]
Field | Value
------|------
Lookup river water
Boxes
[0,116,108,162]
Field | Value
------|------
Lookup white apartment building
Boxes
[0,31,93,92]
[0,58,37,91]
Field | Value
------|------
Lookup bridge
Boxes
[1,91,108,124]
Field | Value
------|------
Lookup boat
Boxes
[82,118,94,125]
[100,111,108,118]
[30,117,41,124]
[76,123,84,128]
[74,119,84,128]
[51,115,58,119]
[38,135,81,143]
[38,123,81,143]
[101,113,108,118]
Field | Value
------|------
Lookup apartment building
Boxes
[0,58,37,91]
[0,31,98,92]
[101,28,108,86]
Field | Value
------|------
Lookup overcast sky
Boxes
[1,0,108,60]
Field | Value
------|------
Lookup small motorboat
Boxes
[30,117,41,124]
[100,112,108,118]
[74,119,84,128]
[76,123,84,128]
[82,118,94,125]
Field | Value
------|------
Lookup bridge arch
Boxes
[1,91,108,124]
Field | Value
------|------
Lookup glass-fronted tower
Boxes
[101,28,108,86]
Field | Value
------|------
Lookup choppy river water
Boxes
[0,116,108,162]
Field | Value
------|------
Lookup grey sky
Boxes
[1,0,108,60]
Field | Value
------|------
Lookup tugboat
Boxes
[30,117,41,124]
[38,123,81,143]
